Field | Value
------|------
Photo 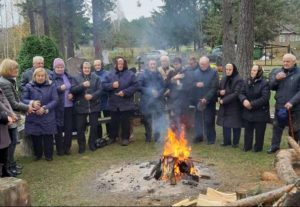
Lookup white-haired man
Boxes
[158,55,174,81]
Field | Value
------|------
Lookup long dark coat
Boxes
[217,74,243,128]
[70,73,102,114]
[22,81,58,135]
[239,77,270,122]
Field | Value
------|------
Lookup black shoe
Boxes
[78,148,85,154]
[57,152,64,156]
[10,168,22,175]
[45,157,53,161]
[15,164,23,170]
[253,148,262,152]
[121,139,129,146]
[267,147,279,154]
[2,167,17,177]
[232,144,239,148]
[108,138,116,144]
[243,148,251,152]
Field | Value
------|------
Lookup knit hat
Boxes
[53,58,65,69]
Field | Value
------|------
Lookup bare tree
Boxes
[57,0,65,57]
[222,0,236,66]
[236,0,255,79]
[26,0,36,35]
[92,0,102,59]
[65,0,74,58]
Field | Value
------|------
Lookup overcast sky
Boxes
[118,0,163,21]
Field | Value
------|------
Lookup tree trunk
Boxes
[92,0,103,59]
[66,0,75,58]
[222,0,235,66]
[58,0,65,58]
[236,0,254,79]
[27,0,36,35]
[42,0,49,36]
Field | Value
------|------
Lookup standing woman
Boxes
[0,88,14,177]
[52,58,74,155]
[239,65,270,152]
[70,62,102,153]
[22,68,58,161]
[103,57,138,146]
[0,59,34,175]
[217,63,243,147]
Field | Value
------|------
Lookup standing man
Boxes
[93,60,110,141]
[267,53,300,153]
[193,56,219,144]
[20,56,53,91]
[158,55,174,81]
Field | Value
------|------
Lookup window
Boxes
[279,35,286,43]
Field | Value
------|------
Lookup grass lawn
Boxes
[14,121,292,206]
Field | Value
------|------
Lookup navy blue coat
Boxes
[22,81,58,135]
[71,73,102,114]
[138,69,165,116]
[52,72,75,127]
[103,69,138,112]
[93,70,109,110]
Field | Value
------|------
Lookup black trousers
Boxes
[0,147,8,177]
[244,120,267,151]
[110,110,132,141]
[76,112,99,150]
[55,107,73,154]
[31,135,54,159]
[8,127,18,167]
[223,127,241,146]
[97,110,111,139]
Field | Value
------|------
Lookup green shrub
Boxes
[17,35,60,78]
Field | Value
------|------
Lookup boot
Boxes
[2,165,16,177]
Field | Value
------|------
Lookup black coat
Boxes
[239,77,270,122]
[52,72,75,127]
[217,75,243,128]
[269,66,300,111]
[71,73,102,114]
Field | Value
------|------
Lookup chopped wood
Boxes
[261,171,280,182]
[286,136,300,158]
[225,184,294,206]
[206,187,237,202]
[172,198,197,206]
[197,194,224,206]
[275,149,299,184]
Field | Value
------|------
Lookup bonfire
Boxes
[146,126,200,185]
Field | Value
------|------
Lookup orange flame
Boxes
[161,127,199,182]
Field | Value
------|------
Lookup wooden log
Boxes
[225,184,294,206]
[206,188,237,202]
[0,177,31,206]
[287,136,300,158]
[197,194,223,206]
[261,171,280,182]
[275,149,299,184]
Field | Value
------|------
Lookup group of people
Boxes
[0,52,300,178]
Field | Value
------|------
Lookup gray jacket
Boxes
[0,77,29,113]
[269,66,300,111]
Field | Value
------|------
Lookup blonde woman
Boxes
[0,59,34,176]
[22,68,58,161]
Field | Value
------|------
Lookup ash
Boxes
[95,161,219,197]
